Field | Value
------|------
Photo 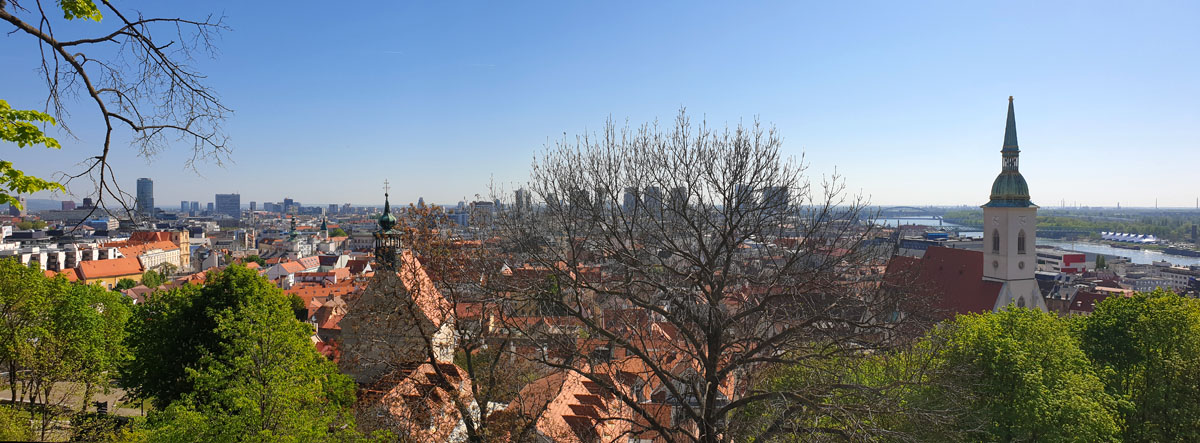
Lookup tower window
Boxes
[1018,230,1027,254]
[992,229,1000,253]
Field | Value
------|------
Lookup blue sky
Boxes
[2,1,1198,208]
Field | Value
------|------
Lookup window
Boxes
[1018,230,1027,254]
[992,229,1000,253]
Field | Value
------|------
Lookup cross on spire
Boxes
[383,179,391,197]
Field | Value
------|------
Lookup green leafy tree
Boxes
[15,220,47,230]
[0,258,53,405]
[114,278,139,291]
[0,405,33,441]
[146,293,357,441]
[244,255,267,267]
[1075,289,1200,441]
[141,270,167,288]
[0,261,131,439]
[327,227,347,237]
[925,308,1119,442]
[123,265,276,408]
[1096,255,1107,270]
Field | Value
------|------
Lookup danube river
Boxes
[1035,239,1200,267]
[875,217,1200,266]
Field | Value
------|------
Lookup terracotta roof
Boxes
[43,269,79,282]
[116,240,178,258]
[77,257,144,280]
[884,246,1002,317]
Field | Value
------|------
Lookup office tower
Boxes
[62,201,77,211]
[136,178,154,215]
[190,201,200,213]
[515,188,533,214]
[735,184,755,212]
[215,193,241,219]
[181,201,189,212]
[82,197,94,208]
[283,198,295,214]
[669,186,688,212]
[206,202,214,213]
[328,204,338,215]
[762,186,789,212]
[643,186,663,216]
[249,201,257,212]
[623,187,639,212]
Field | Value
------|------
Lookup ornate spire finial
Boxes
[1002,96,1018,152]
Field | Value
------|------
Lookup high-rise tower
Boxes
[981,97,1045,311]
[136,178,154,215]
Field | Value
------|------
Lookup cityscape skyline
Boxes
[2,1,1198,208]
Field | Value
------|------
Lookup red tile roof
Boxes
[77,257,144,280]
[885,246,1003,317]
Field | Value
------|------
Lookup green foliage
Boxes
[114,278,139,291]
[929,307,1119,442]
[141,270,167,288]
[15,220,48,230]
[58,0,104,21]
[0,259,131,438]
[328,227,347,237]
[244,255,267,267]
[123,265,280,408]
[0,405,33,441]
[0,100,66,208]
[1096,255,1107,269]
[128,264,362,441]
[1075,289,1200,441]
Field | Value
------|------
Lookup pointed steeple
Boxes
[984,96,1034,208]
[1002,96,1019,152]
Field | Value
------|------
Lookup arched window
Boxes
[992,229,1000,253]
[1018,230,1027,254]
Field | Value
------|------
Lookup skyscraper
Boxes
[623,187,640,213]
[215,193,241,219]
[181,201,189,213]
[762,186,789,213]
[515,188,533,214]
[136,178,154,215]
[206,202,214,214]
[190,201,200,213]
[62,200,76,211]
[249,201,256,211]
[644,186,663,216]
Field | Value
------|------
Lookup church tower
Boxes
[374,183,402,271]
[982,97,1045,311]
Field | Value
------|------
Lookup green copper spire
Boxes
[984,96,1035,208]
[377,180,398,231]
[1002,96,1019,152]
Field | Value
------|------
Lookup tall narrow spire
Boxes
[1003,96,1019,152]
[985,96,1034,208]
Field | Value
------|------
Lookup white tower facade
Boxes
[981,97,1045,311]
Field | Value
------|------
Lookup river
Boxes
[873,217,1200,266]
[1035,239,1200,266]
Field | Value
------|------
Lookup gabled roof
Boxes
[885,246,1003,317]
[77,257,144,280]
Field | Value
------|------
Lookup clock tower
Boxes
[982,97,1045,311]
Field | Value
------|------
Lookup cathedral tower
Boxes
[982,97,1045,311]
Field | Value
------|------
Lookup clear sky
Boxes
[2,1,1198,208]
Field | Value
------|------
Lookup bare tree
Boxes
[341,202,560,442]
[0,0,229,219]
[494,110,932,442]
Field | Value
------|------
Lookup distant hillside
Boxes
[2,198,72,213]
